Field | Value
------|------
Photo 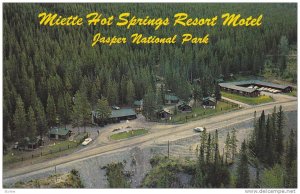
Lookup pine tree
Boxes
[206,133,212,164]
[107,79,118,105]
[71,90,91,133]
[265,116,275,166]
[283,129,297,188]
[278,36,289,73]
[215,84,221,101]
[80,92,91,132]
[13,96,27,139]
[257,111,266,159]
[193,84,202,107]
[143,87,157,120]
[90,83,98,108]
[236,140,250,188]
[46,94,57,127]
[126,79,135,105]
[276,106,285,159]
[71,91,82,132]
[27,106,37,139]
[57,94,65,126]
[225,132,231,164]
[96,98,111,123]
[35,98,47,138]
[230,128,238,161]
[194,154,205,187]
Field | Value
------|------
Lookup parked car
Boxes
[112,105,120,110]
[82,138,93,146]
[193,127,205,132]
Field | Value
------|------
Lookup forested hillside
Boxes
[3,3,297,142]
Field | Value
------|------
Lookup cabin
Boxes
[110,108,137,122]
[49,127,72,140]
[156,109,172,119]
[92,108,137,125]
[133,100,143,112]
[16,136,45,150]
[178,103,192,112]
[202,97,217,108]
[165,94,179,104]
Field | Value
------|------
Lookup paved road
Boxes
[3,98,297,179]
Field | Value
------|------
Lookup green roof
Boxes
[110,108,136,118]
[133,100,143,106]
[49,128,70,136]
[165,94,179,101]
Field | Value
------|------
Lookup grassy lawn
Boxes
[3,133,88,166]
[169,101,238,123]
[110,129,148,140]
[286,88,297,97]
[221,91,273,105]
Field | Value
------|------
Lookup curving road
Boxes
[3,97,297,180]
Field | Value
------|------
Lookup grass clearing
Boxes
[221,91,273,105]
[110,129,148,140]
[168,101,238,124]
[286,88,297,97]
[3,133,88,166]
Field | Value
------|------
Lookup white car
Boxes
[193,127,205,132]
[82,138,93,146]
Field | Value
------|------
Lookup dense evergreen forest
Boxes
[3,3,297,142]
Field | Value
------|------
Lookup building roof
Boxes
[49,128,70,136]
[133,100,143,106]
[156,109,172,115]
[203,97,216,103]
[165,94,179,101]
[110,108,136,118]
[228,80,291,90]
[219,83,257,93]
[178,103,192,108]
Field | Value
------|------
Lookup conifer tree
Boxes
[46,94,57,127]
[96,98,111,123]
[265,116,275,166]
[126,79,135,105]
[206,133,211,164]
[284,129,297,188]
[276,106,285,159]
[225,132,231,163]
[257,111,266,159]
[230,128,238,161]
[236,140,250,188]
[215,84,221,101]
[27,106,37,139]
[143,87,157,120]
[71,91,82,132]
[71,90,91,133]
[35,98,47,138]
[13,96,27,139]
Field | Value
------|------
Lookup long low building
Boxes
[219,83,261,97]
[228,80,293,93]
[219,80,293,97]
